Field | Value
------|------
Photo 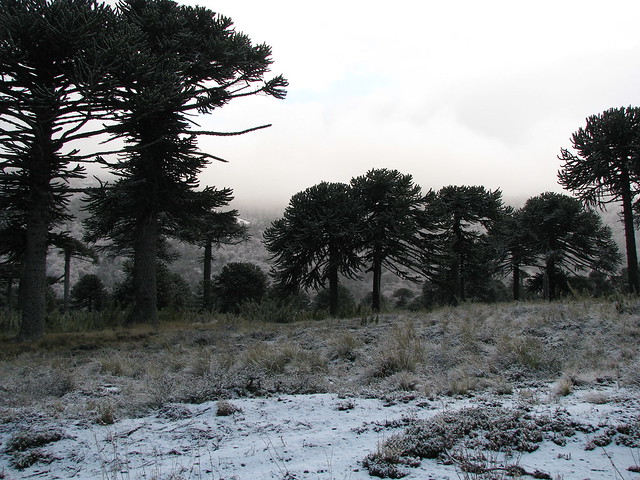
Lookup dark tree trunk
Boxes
[17,196,49,341]
[512,261,521,301]
[130,211,159,325]
[17,123,54,341]
[544,258,555,301]
[6,277,13,311]
[328,258,339,316]
[372,256,382,312]
[202,239,213,310]
[63,249,71,313]
[452,216,464,302]
[620,178,639,294]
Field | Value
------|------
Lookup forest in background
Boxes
[35,190,627,315]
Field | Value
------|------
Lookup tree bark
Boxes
[372,256,382,312]
[620,177,639,294]
[512,261,521,301]
[328,258,339,316]
[17,195,49,341]
[129,211,159,325]
[63,249,71,313]
[202,239,213,311]
[6,277,13,311]
[17,120,54,341]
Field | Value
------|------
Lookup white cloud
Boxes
[166,0,640,209]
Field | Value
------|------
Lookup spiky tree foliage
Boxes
[173,187,248,311]
[50,233,96,313]
[492,207,539,300]
[0,0,117,340]
[70,273,106,311]
[264,182,363,316]
[350,169,428,312]
[424,185,505,304]
[83,0,287,324]
[519,192,621,300]
[558,106,640,294]
[212,262,267,314]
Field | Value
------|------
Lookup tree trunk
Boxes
[328,260,339,317]
[202,239,213,311]
[129,211,159,325]
[6,277,13,311]
[620,178,639,294]
[17,199,49,341]
[372,256,382,312]
[63,249,71,313]
[452,216,464,303]
[544,258,555,301]
[512,261,521,301]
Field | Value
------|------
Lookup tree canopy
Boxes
[423,185,505,304]
[350,169,428,312]
[264,182,362,316]
[558,106,640,294]
[519,192,621,300]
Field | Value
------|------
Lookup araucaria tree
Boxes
[0,0,115,340]
[175,188,247,311]
[424,185,505,304]
[558,106,640,294]
[264,182,362,316]
[519,192,620,300]
[84,0,287,324]
[350,169,427,312]
[493,207,538,301]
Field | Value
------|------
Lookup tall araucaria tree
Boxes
[264,182,363,316]
[174,187,248,311]
[519,192,621,300]
[0,0,117,341]
[424,185,505,304]
[558,106,640,294]
[350,169,428,312]
[83,0,287,324]
[492,206,538,301]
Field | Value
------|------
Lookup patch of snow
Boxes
[1,385,639,479]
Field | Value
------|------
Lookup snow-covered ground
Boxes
[1,384,639,479]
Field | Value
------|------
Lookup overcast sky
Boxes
[179,0,640,210]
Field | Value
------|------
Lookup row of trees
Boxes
[264,170,621,316]
[265,105,640,314]
[0,0,286,340]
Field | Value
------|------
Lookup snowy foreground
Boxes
[1,384,639,479]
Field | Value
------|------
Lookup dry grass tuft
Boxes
[0,298,639,422]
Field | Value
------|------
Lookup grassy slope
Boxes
[0,298,639,425]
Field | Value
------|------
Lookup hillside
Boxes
[0,299,639,478]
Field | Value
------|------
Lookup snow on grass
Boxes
[1,384,639,479]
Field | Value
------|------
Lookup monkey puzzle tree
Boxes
[424,185,505,304]
[212,262,268,314]
[71,273,106,311]
[50,233,96,313]
[558,106,640,294]
[519,192,621,300]
[264,182,363,316]
[0,0,117,340]
[174,187,248,311]
[350,169,428,312]
[492,206,539,301]
[83,0,287,324]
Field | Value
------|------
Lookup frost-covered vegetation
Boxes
[0,299,639,478]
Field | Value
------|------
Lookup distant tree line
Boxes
[265,170,621,315]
